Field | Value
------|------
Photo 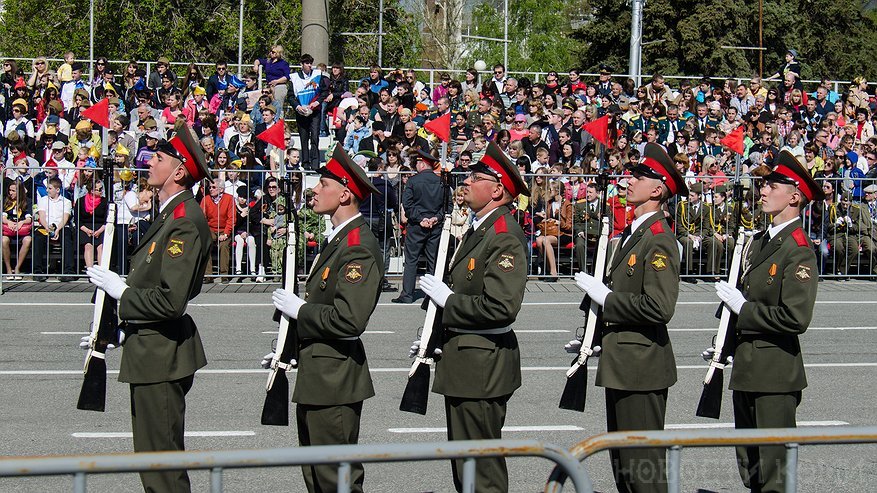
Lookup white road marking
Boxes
[670,326,877,332]
[665,421,848,430]
[515,330,570,333]
[3,363,876,376]
[41,331,90,335]
[6,300,877,308]
[260,330,395,335]
[72,431,255,438]
[389,425,583,433]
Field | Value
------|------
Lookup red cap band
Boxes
[773,164,815,201]
[326,158,368,200]
[479,153,518,196]
[642,156,677,194]
[168,135,203,181]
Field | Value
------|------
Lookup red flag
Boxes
[257,121,286,150]
[582,115,612,148]
[720,125,745,155]
[424,112,451,143]
[81,98,110,128]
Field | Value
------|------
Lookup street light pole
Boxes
[503,0,508,70]
[378,0,384,67]
[238,0,244,76]
[628,0,643,87]
[89,0,94,77]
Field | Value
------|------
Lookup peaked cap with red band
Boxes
[318,145,380,201]
[630,142,688,197]
[158,120,210,182]
[470,141,530,197]
[765,150,825,201]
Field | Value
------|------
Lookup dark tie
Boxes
[620,225,632,246]
[760,231,771,250]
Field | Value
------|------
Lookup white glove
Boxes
[836,216,845,226]
[420,274,453,308]
[845,216,853,225]
[701,347,733,364]
[273,288,305,319]
[87,265,129,300]
[715,281,746,315]
[564,339,601,356]
[79,335,117,351]
[574,272,611,307]
[260,352,275,369]
[408,340,443,359]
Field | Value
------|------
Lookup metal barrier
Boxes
[0,439,593,493]
[544,425,877,493]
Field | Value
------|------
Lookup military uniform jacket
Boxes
[118,191,211,384]
[729,222,817,393]
[562,199,601,240]
[675,200,713,238]
[657,116,687,144]
[597,213,679,391]
[710,201,749,236]
[433,207,527,399]
[292,216,382,406]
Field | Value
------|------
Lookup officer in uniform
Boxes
[567,181,602,271]
[833,190,872,277]
[712,150,823,493]
[86,120,212,493]
[271,145,383,493]
[710,184,752,271]
[418,141,529,493]
[676,182,723,280]
[394,150,444,303]
[574,142,687,493]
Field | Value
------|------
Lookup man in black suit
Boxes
[393,150,444,303]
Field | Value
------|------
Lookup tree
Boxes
[462,0,587,73]
[573,0,877,82]
[327,0,423,70]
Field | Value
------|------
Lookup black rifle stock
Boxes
[559,173,611,412]
[696,180,746,418]
[261,179,300,426]
[78,159,118,412]
[399,216,453,415]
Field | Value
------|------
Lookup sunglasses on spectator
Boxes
[35,61,45,65]
[494,70,503,75]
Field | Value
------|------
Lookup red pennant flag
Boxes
[582,115,612,149]
[424,112,451,143]
[720,125,745,155]
[81,98,110,128]
[257,121,286,150]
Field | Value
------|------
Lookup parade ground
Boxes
[0,280,875,492]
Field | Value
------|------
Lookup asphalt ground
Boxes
[0,279,875,492]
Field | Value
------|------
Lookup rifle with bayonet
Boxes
[696,173,747,418]
[559,172,611,412]
[261,177,300,426]
[400,159,453,415]
[77,158,119,412]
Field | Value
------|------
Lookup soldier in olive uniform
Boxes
[419,141,530,493]
[87,120,212,493]
[566,181,602,271]
[712,150,823,493]
[574,142,688,493]
[676,182,723,279]
[833,191,872,276]
[710,184,752,271]
[271,145,383,493]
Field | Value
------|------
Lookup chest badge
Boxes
[320,267,331,289]
[344,263,363,284]
[627,253,636,276]
[768,263,777,285]
[497,253,515,272]
[146,241,156,263]
[467,258,476,280]
[650,252,668,271]
[166,239,184,258]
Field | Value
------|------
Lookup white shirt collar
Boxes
[158,190,186,214]
[629,210,658,235]
[766,216,801,240]
[472,207,503,232]
[327,213,362,243]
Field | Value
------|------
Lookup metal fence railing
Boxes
[3,168,877,283]
[544,426,877,493]
[0,439,593,493]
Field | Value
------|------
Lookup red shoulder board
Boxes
[791,227,807,247]
[493,214,508,234]
[650,221,665,235]
[173,202,186,219]
[347,227,361,247]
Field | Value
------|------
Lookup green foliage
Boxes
[0,0,419,74]
[465,0,586,73]
[575,0,877,81]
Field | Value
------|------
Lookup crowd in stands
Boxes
[2,47,877,282]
